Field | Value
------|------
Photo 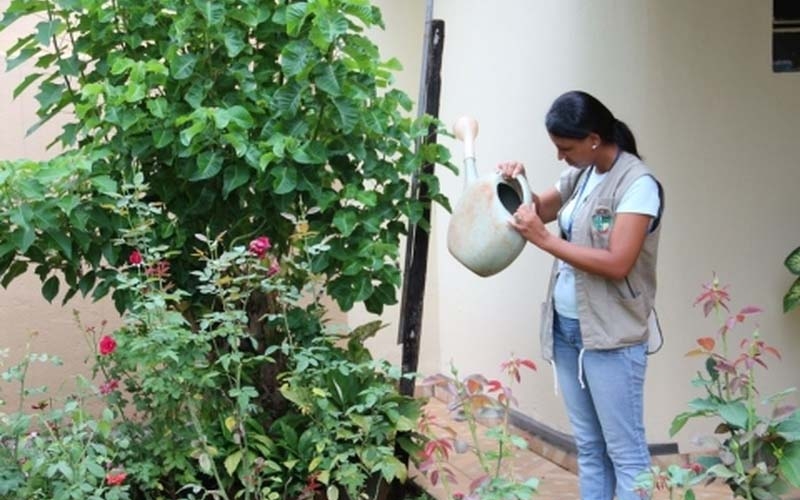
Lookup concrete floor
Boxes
[411,397,740,500]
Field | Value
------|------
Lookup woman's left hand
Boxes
[510,203,552,249]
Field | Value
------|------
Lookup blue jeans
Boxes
[553,312,651,500]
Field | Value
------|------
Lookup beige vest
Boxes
[539,152,663,361]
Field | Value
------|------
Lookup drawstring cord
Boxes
[551,360,559,396]
[577,348,587,389]
[551,349,588,394]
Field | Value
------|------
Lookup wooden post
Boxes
[397,17,444,399]
[389,12,444,497]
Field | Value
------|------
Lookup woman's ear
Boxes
[588,132,601,150]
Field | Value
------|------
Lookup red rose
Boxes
[106,470,127,486]
[248,236,271,258]
[99,335,117,355]
[128,249,143,266]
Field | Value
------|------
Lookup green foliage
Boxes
[0,153,125,308]
[0,0,453,314]
[417,357,539,500]
[0,200,425,499]
[276,326,423,499]
[639,276,800,500]
[784,246,800,313]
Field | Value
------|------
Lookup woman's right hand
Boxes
[496,161,526,179]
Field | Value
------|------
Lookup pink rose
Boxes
[99,335,117,355]
[248,236,271,258]
[99,379,119,395]
[145,260,170,278]
[128,249,143,266]
[268,259,280,277]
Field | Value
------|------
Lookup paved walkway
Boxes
[412,397,739,500]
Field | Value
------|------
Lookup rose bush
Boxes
[0,1,453,497]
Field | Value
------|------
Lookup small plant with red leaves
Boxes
[417,355,539,500]
[637,275,800,500]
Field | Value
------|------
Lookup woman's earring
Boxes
[592,144,598,150]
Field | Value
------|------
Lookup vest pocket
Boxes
[611,292,649,343]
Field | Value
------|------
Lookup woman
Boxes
[498,90,664,500]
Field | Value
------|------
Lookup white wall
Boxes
[429,0,800,451]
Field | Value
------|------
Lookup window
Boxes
[773,0,800,72]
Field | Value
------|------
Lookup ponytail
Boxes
[613,119,640,158]
[546,91,642,158]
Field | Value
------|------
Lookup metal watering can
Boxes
[446,116,532,277]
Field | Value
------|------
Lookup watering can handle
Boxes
[503,172,533,218]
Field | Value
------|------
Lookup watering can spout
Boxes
[453,116,479,185]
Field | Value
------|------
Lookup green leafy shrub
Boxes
[0,0,452,315]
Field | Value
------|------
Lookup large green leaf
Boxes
[169,53,198,80]
[777,412,800,441]
[780,442,800,487]
[332,97,358,133]
[786,246,800,275]
[191,151,224,181]
[222,163,250,197]
[224,106,254,129]
[273,81,303,114]
[5,46,38,71]
[315,64,341,96]
[784,277,800,313]
[280,40,314,78]
[194,0,225,26]
[223,28,246,57]
[41,275,59,303]
[271,166,297,194]
[285,2,309,36]
[1,261,28,288]
[718,401,749,429]
[333,209,358,237]
[35,81,65,110]
[12,71,43,98]
[670,411,693,437]
[309,11,348,49]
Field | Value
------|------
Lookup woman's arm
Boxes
[532,187,562,224]
[511,208,652,281]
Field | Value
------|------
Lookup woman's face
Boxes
[549,133,598,168]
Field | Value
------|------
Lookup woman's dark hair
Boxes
[545,90,640,158]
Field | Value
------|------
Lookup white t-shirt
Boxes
[553,168,661,319]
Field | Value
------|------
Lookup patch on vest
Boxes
[591,205,612,233]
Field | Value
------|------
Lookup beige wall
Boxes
[427,0,800,451]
